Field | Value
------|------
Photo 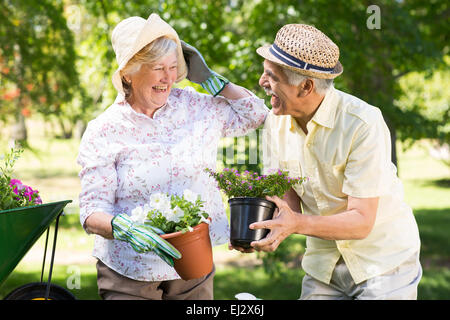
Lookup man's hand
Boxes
[249,196,301,252]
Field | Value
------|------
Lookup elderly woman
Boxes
[77,13,268,300]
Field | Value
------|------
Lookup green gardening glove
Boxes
[181,40,230,96]
[111,213,182,267]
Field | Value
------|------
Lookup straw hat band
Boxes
[257,24,343,79]
[269,43,335,74]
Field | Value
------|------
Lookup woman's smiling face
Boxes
[127,51,178,115]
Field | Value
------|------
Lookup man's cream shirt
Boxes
[262,87,420,284]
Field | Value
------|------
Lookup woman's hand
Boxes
[181,40,229,96]
[180,40,212,83]
[111,213,181,266]
[85,212,181,266]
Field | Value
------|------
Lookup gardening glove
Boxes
[181,40,230,96]
[111,213,182,267]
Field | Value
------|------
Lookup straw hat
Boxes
[256,24,343,79]
[111,13,187,95]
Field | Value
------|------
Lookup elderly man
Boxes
[249,24,422,300]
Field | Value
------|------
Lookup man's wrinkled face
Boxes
[258,60,299,115]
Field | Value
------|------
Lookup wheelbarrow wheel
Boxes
[3,282,76,300]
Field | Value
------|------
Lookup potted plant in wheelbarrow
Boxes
[0,148,43,210]
[0,147,74,300]
[206,168,305,249]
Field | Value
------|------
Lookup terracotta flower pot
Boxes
[161,222,213,280]
[229,197,276,249]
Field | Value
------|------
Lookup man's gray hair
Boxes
[281,66,334,95]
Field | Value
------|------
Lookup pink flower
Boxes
[9,179,23,185]
[9,179,24,195]
[8,179,42,205]
[34,194,42,204]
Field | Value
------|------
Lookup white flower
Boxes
[163,206,185,223]
[161,207,173,221]
[143,203,151,211]
[199,215,210,224]
[149,192,171,212]
[172,206,185,223]
[130,206,147,224]
[183,189,199,203]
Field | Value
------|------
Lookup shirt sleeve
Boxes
[342,108,394,198]
[183,87,269,137]
[76,120,118,232]
[219,89,269,137]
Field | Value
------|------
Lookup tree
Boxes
[0,0,78,144]
[2,0,447,157]
[236,0,448,167]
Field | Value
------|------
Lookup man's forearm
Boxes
[297,208,375,241]
[282,187,301,212]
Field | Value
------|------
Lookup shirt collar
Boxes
[289,87,338,132]
[114,93,172,120]
[114,93,127,105]
[310,87,338,129]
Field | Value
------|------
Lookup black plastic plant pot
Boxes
[228,197,276,249]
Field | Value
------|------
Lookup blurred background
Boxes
[0,0,449,299]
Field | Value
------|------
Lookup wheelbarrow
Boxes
[0,200,75,300]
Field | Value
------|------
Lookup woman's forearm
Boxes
[219,82,252,100]
[84,211,114,239]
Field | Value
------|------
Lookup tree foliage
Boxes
[0,0,79,140]
[1,0,448,151]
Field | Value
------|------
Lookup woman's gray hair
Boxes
[281,66,334,95]
[120,36,178,99]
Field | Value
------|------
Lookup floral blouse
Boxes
[77,87,268,281]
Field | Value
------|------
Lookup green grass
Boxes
[399,142,450,266]
[1,126,449,300]
[214,266,304,300]
[1,264,99,300]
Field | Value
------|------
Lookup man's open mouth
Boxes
[265,89,280,106]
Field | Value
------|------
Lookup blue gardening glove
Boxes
[111,213,181,267]
[181,40,230,96]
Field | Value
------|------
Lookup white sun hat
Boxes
[111,13,188,95]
